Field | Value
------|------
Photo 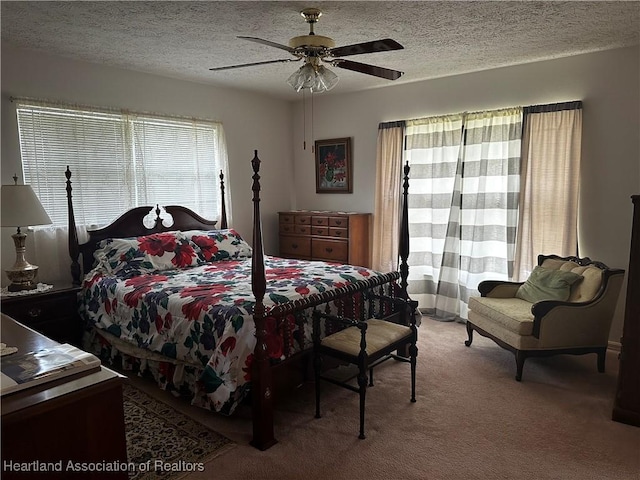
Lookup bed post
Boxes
[399,161,410,298]
[219,170,228,229]
[249,150,277,450]
[66,166,81,286]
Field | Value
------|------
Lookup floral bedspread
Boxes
[80,255,383,414]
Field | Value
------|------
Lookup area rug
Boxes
[123,383,235,480]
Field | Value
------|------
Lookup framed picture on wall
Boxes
[315,137,352,193]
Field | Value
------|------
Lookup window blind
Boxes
[16,102,227,228]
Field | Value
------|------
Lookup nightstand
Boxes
[0,285,82,345]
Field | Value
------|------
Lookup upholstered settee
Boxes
[465,254,625,381]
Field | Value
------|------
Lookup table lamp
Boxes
[1,175,52,291]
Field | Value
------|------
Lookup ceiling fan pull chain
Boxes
[303,89,307,150]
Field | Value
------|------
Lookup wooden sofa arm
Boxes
[531,299,585,318]
[478,280,523,298]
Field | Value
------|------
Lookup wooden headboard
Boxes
[66,167,228,285]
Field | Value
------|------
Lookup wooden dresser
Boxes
[279,211,371,268]
[612,195,640,427]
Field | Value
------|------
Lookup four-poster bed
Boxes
[66,151,412,450]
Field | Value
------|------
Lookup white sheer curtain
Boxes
[13,99,229,286]
[405,108,523,321]
[372,121,405,272]
[30,226,89,286]
[514,103,582,281]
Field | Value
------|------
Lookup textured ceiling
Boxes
[2,1,639,101]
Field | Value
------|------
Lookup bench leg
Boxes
[357,366,367,439]
[410,341,418,403]
[314,352,322,419]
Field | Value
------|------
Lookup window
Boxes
[15,101,228,228]
[373,102,582,322]
[404,108,523,320]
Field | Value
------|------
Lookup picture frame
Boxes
[315,137,352,193]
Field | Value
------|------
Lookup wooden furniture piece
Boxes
[279,210,371,267]
[66,152,412,451]
[613,195,640,427]
[466,254,625,381]
[1,314,128,480]
[313,295,418,439]
[0,284,82,345]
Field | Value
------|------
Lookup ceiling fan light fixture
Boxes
[287,62,339,93]
[287,63,314,92]
[313,65,339,92]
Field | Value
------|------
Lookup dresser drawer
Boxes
[329,227,348,239]
[311,216,329,226]
[2,294,77,324]
[280,214,295,224]
[311,226,329,236]
[295,225,311,235]
[1,287,82,344]
[312,238,349,263]
[329,217,348,228]
[295,215,311,225]
[280,235,311,257]
[279,223,295,234]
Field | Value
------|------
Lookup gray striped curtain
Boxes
[405,108,523,321]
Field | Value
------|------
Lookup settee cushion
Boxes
[540,259,603,302]
[515,266,583,303]
[467,297,534,335]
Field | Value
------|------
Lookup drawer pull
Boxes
[325,247,333,253]
[335,220,342,225]
[28,308,42,318]
[292,244,298,249]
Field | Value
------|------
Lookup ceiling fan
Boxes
[209,7,405,93]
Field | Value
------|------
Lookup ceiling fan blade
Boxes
[334,59,404,80]
[329,38,403,58]
[209,58,298,72]
[238,36,296,53]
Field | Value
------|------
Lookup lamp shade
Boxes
[1,184,52,227]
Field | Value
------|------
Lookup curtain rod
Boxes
[9,96,223,125]
[524,100,583,114]
[378,120,406,129]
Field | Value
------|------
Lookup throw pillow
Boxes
[516,266,583,303]
[94,231,199,275]
[182,229,253,263]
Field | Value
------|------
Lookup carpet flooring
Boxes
[123,383,235,480]
[131,318,640,480]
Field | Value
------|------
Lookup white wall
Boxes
[2,44,637,341]
[1,44,294,285]
[292,46,640,341]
